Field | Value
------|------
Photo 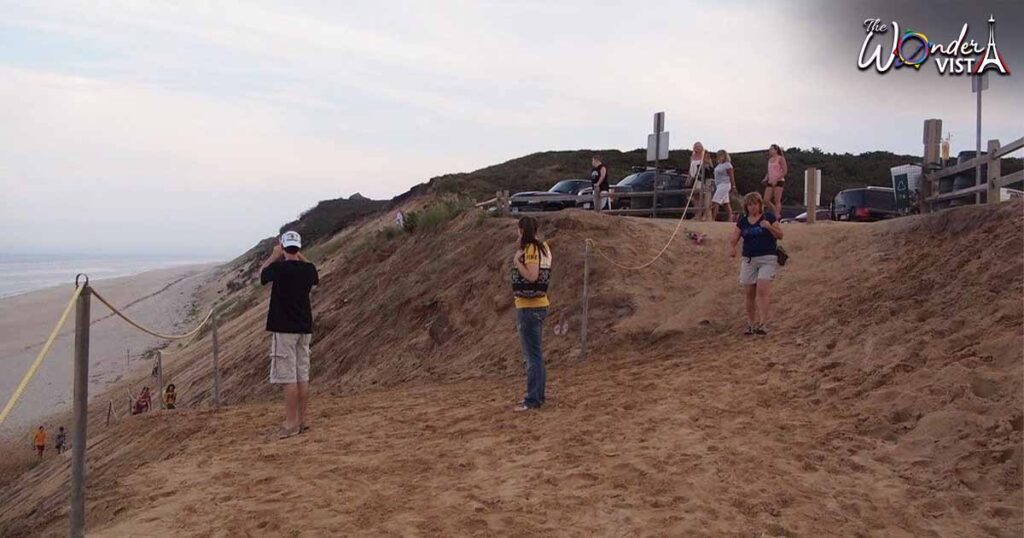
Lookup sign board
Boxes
[890,164,922,212]
[803,168,821,206]
[1000,188,1024,201]
[653,112,665,133]
[971,73,989,93]
[647,132,670,161]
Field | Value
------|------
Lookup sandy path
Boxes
[0,264,218,432]
[80,339,978,537]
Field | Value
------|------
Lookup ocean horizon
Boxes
[0,254,222,299]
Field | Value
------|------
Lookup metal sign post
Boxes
[647,112,669,218]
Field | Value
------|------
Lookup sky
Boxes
[1,0,1021,258]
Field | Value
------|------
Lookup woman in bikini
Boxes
[762,144,788,217]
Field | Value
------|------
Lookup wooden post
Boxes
[156,351,164,409]
[211,311,221,410]
[580,241,591,362]
[987,139,1001,204]
[921,118,943,213]
[593,187,601,213]
[70,285,90,538]
[805,167,819,224]
[105,400,112,427]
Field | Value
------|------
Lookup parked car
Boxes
[610,169,691,212]
[510,179,592,212]
[830,186,898,222]
[783,208,832,223]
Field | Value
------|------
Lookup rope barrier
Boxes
[0,285,84,428]
[90,288,215,340]
[586,160,705,271]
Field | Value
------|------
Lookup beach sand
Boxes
[0,264,218,434]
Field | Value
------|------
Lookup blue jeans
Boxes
[516,307,548,408]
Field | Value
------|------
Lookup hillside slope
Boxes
[0,201,1020,536]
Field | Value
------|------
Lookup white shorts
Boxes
[739,255,779,285]
[712,184,731,205]
[269,333,311,384]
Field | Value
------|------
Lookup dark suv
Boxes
[831,186,898,222]
[510,179,592,212]
[611,170,690,212]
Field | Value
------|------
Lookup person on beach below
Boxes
[730,192,784,335]
[132,386,152,415]
[762,144,788,217]
[260,231,319,439]
[590,155,610,210]
[711,149,737,222]
[163,384,177,410]
[55,426,67,455]
[688,142,713,220]
[511,216,552,412]
[33,425,46,460]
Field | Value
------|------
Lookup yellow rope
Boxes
[0,285,84,428]
[90,288,214,340]
[587,161,704,270]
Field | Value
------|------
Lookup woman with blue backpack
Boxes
[730,192,784,335]
[511,216,552,412]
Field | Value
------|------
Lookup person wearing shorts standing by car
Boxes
[590,155,610,210]
[730,192,784,335]
[260,231,319,439]
[762,144,788,217]
[711,149,736,222]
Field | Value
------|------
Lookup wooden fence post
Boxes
[70,285,90,538]
[805,167,819,224]
[921,118,943,213]
[987,139,1001,204]
[211,311,221,410]
[580,241,590,361]
[156,351,164,409]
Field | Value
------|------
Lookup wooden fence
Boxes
[921,119,1023,212]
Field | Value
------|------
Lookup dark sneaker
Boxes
[744,325,756,336]
[754,324,768,335]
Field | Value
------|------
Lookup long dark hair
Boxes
[769,144,784,157]
[518,216,548,257]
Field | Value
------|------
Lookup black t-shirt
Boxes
[590,164,609,191]
[260,260,319,333]
[736,213,779,258]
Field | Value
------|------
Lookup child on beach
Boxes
[33,426,46,460]
[55,426,67,454]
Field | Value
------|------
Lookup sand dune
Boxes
[0,201,1020,536]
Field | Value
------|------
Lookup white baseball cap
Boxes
[280,231,302,249]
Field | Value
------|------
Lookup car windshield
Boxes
[617,173,646,187]
[549,180,581,194]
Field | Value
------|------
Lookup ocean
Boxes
[0,254,220,299]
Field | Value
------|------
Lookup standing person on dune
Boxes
[762,144,788,217]
[730,192,783,335]
[511,216,552,412]
[32,425,46,461]
[259,231,319,439]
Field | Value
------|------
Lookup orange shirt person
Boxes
[33,426,46,460]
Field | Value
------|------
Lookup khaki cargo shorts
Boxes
[739,255,779,285]
[269,333,311,384]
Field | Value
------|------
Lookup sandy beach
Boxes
[0,264,219,434]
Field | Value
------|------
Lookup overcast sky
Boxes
[1,1,1021,257]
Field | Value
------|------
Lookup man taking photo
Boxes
[259,231,319,439]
